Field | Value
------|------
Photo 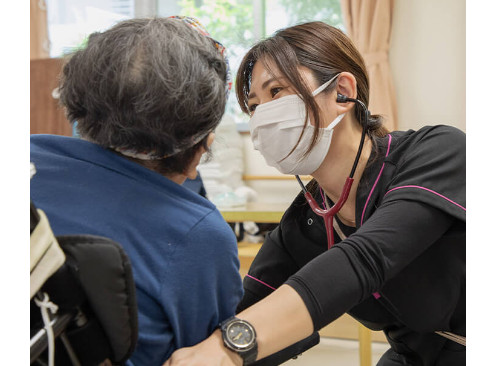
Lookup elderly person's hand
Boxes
[162,330,242,366]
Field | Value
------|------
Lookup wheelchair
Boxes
[30,195,138,366]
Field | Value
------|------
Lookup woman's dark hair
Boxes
[59,17,227,174]
[236,21,389,156]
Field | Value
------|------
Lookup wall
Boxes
[239,0,466,203]
[390,0,466,132]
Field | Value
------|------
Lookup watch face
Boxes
[226,320,255,350]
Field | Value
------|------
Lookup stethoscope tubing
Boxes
[296,95,369,249]
[302,177,354,249]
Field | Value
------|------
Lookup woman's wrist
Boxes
[237,284,314,360]
[210,329,243,365]
[162,330,243,366]
[219,317,258,365]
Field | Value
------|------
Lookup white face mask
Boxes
[249,74,344,175]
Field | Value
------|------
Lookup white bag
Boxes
[30,208,65,299]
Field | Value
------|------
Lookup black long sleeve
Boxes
[239,127,465,365]
[285,199,454,331]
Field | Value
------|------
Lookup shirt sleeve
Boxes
[383,126,466,221]
[158,209,243,359]
[285,199,454,331]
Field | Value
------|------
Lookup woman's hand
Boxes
[162,330,243,366]
[164,284,314,365]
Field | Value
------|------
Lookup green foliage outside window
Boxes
[177,0,255,61]
[177,0,342,125]
[177,0,342,58]
[275,0,343,31]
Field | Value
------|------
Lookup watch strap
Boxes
[220,317,258,365]
[240,347,258,366]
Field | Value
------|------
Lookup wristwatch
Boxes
[220,317,258,365]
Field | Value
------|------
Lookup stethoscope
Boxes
[295,93,370,249]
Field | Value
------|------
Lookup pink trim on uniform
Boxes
[358,135,392,300]
[245,274,277,291]
[384,185,466,211]
[360,134,392,226]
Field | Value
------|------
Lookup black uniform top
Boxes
[238,125,466,365]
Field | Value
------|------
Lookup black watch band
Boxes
[220,317,258,365]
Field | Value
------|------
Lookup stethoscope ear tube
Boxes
[336,94,369,179]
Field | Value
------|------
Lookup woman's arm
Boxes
[164,200,454,365]
[238,284,314,359]
[162,284,312,366]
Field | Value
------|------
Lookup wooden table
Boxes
[219,202,381,366]
[219,202,289,224]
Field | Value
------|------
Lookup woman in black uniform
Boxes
[164,21,465,366]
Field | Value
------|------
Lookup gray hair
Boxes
[59,17,227,173]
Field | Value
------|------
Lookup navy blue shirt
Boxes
[31,135,243,365]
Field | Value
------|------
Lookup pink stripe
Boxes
[373,292,381,299]
[360,134,392,226]
[245,274,276,291]
[384,185,466,211]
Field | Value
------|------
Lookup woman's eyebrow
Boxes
[249,77,284,99]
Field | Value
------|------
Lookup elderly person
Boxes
[30,17,243,365]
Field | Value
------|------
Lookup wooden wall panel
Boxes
[30,58,72,136]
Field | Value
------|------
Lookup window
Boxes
[174,0,343,129]
[46,0,342,128]
[46,0,135,57]
[265,0,343,36]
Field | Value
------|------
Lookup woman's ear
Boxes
[335,72,357,114]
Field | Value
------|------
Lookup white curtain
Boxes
[31,0,50,59]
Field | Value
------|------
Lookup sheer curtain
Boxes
[31,0,50,59]
[341,0,398,131]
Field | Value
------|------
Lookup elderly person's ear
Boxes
[185,133,216,180]
[206,132,215,149]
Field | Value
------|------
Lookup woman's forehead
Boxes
[250,59,280,83]
[250,58,316,92]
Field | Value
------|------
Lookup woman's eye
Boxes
[270,87,282,97]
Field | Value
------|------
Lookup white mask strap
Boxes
[326,113,345,130]
[312,73,340,97]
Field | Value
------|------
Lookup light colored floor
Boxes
[283,337,390,366]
